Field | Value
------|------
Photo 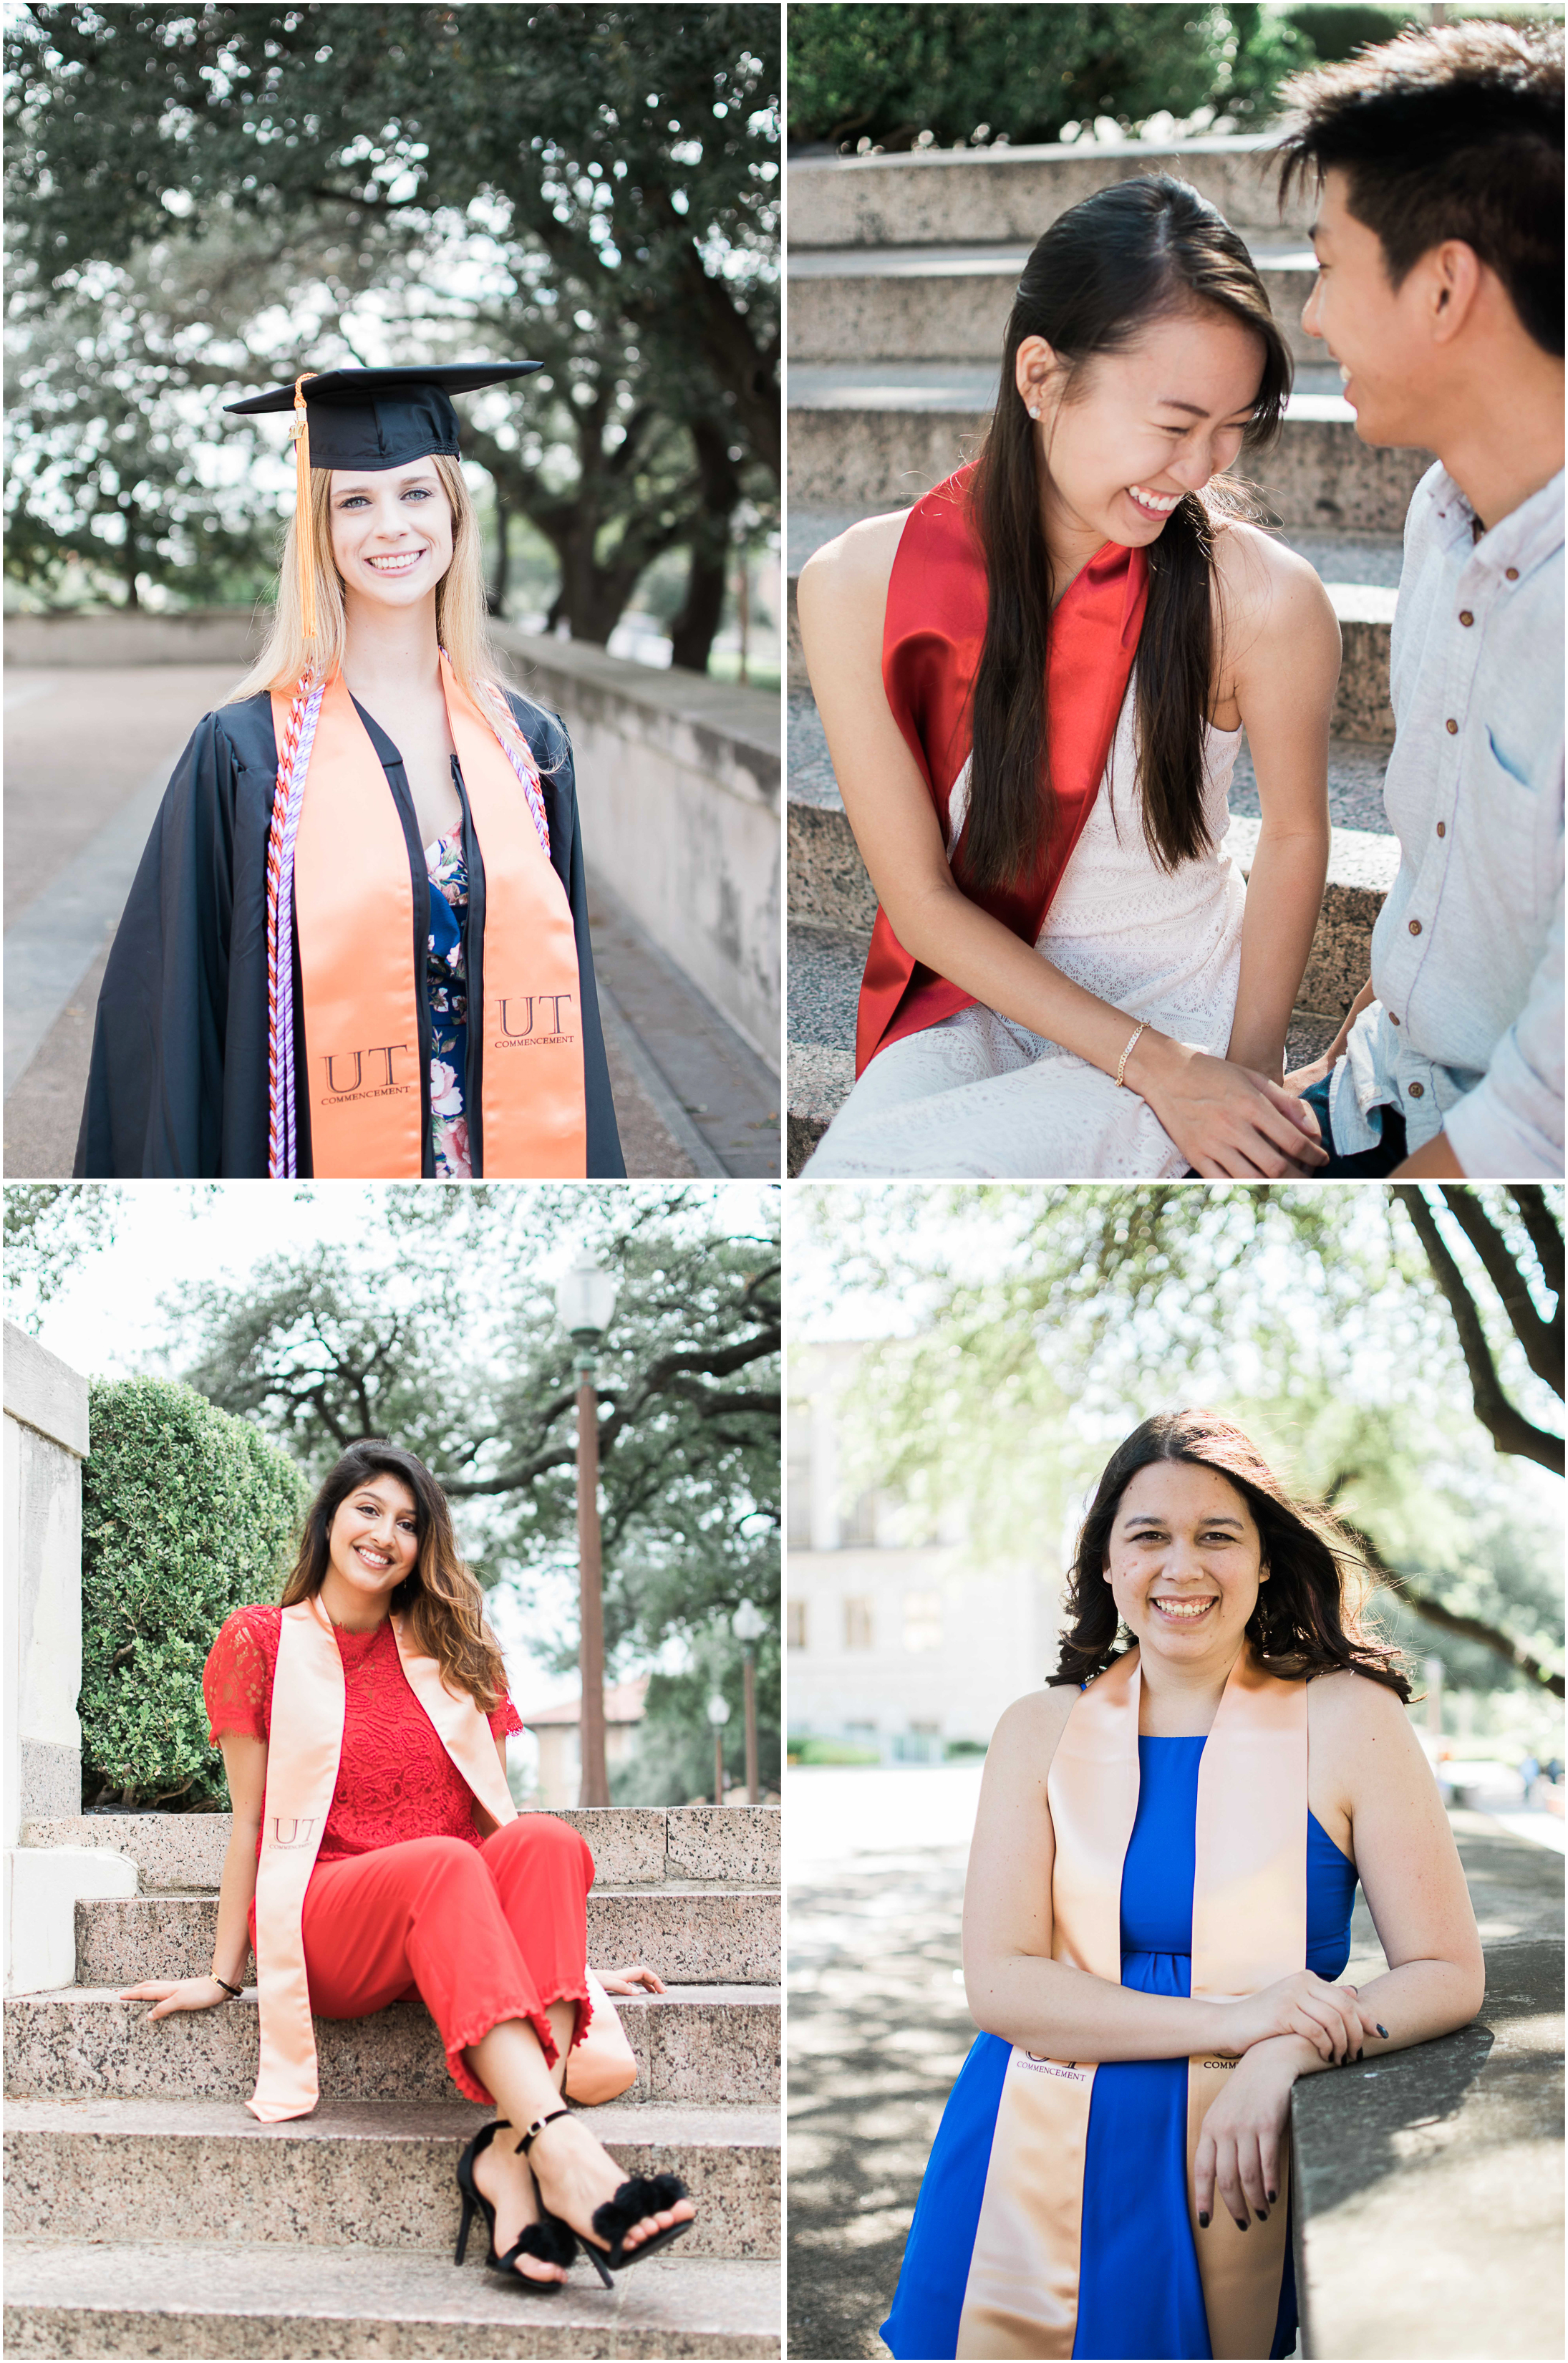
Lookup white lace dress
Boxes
[803,689,1247,1179]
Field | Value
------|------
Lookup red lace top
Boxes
[203,1604,523,1866]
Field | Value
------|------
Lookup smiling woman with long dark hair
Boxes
[76,366,623,1181]
[882,1411,1483,2361]
[800,178,1342,1182]
[120,1441,695,2292]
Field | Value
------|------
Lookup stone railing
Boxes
[1290,1812,1563,2358]
[495,629,780,1068]
[3,609,263,667]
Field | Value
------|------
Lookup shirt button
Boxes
[1389,1012,1400,1025]
[1408,1081,1425,1098]
[1458,611,1473,627]
[1409,919,1423,935]
[1436,821,1446,838]
[1506,567,1519,581]
[1445,718,1458,735]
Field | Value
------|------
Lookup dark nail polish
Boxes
[1376,2024,1389,2039]
[1257,2206,1269,2221]
[1234,2218,1249,2232]
[1267,2190,1278,2204]
[1198,2212,1210,2229]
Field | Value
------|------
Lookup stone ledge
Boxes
[1291,1822,1563,2361]
[3,1322,90,1459]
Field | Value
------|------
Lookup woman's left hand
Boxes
[1194,2037,1304,2232]
[596,1961,666,1995]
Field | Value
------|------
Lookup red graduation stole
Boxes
[855,467,1149,1076]
[271,656,587,1178]
[955,1646,1308,2359]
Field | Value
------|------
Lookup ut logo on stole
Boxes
[319,1045,415,1101]
[268,1817,317,1849]
[493,995,576,1050]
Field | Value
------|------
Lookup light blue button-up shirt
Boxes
[1329,461,1564,1177]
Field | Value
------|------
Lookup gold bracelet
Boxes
[1114,1020,1148,1090]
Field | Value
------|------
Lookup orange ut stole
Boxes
[273,657,586,1178]
[954,1647,1307,2360]
[248,1597,518,2123]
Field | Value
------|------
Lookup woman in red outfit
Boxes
[120,1441,697,2288]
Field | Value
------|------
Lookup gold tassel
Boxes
[290,372,319,647]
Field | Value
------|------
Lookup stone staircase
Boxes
[785,132,1427,1170]
[4,1806,781,2359]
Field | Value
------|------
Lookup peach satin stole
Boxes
[271,657,586,1179]
[248,1597,518,2123]
[954,1646,1308,2360]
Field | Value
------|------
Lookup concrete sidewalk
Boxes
[3,666,777,1179]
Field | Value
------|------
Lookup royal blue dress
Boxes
[882,1735,1358,2362]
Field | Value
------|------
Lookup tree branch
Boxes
[1394,1185,1565,1472]
[1335,1510,1564,1696]
[1437,1185,1563,1397]
[1507,1184,1565,1328]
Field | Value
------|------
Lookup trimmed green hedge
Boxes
[80,1378,309,1809]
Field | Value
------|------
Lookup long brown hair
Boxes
[281,1441,507,1713]
[964,175,1292,893]
[1048,1410,1410,1699]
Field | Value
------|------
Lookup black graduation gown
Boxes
[74,690,624,1178]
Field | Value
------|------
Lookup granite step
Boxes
[4,1985,782,2105]
[788,362,1433,535]
[3,2095,779,2260]
[22,1804,780,1895]
[73,1887,779,1989]
[788,129,1308,248]
[3,2238,780,2359]
[788,238,1325,365]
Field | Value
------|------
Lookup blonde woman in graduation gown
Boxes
[77,365,623,1180]
[122,1444,695,2289]
[884,1412,1483,2360]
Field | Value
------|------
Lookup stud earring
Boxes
[1027,403,1041,420]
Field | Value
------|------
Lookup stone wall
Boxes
[495,630,781,1068]
[4,609,263,667]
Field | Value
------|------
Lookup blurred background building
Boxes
[788,1342,1063,1762]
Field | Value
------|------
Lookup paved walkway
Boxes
[3,667,777,1178]
[785,1763,1561,2362]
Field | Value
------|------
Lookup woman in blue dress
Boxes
[884,1411,1486,2361]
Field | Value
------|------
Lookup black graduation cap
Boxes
[223,363,541,472]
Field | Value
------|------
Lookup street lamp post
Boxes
[706,1692,731,1809]
[554,1252,619,1810]
[732,1598,765,1804]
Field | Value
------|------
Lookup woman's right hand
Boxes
[1127,1034,1330,1178]
[120,1974,235,2021]
[1217,1971,1380,2066]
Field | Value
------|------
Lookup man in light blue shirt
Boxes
[1274,21,1563,1179]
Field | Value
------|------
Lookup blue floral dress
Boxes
[425,827,470,1179]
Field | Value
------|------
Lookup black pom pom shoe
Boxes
[518,2106,695,2285]
[455,2120,579,2291]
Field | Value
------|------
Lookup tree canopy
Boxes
[5,4,779,662]
[797,1183,1564,1702]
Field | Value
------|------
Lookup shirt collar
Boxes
[1429,462,1565,579]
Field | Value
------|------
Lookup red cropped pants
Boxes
[297,1814,594,2106]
